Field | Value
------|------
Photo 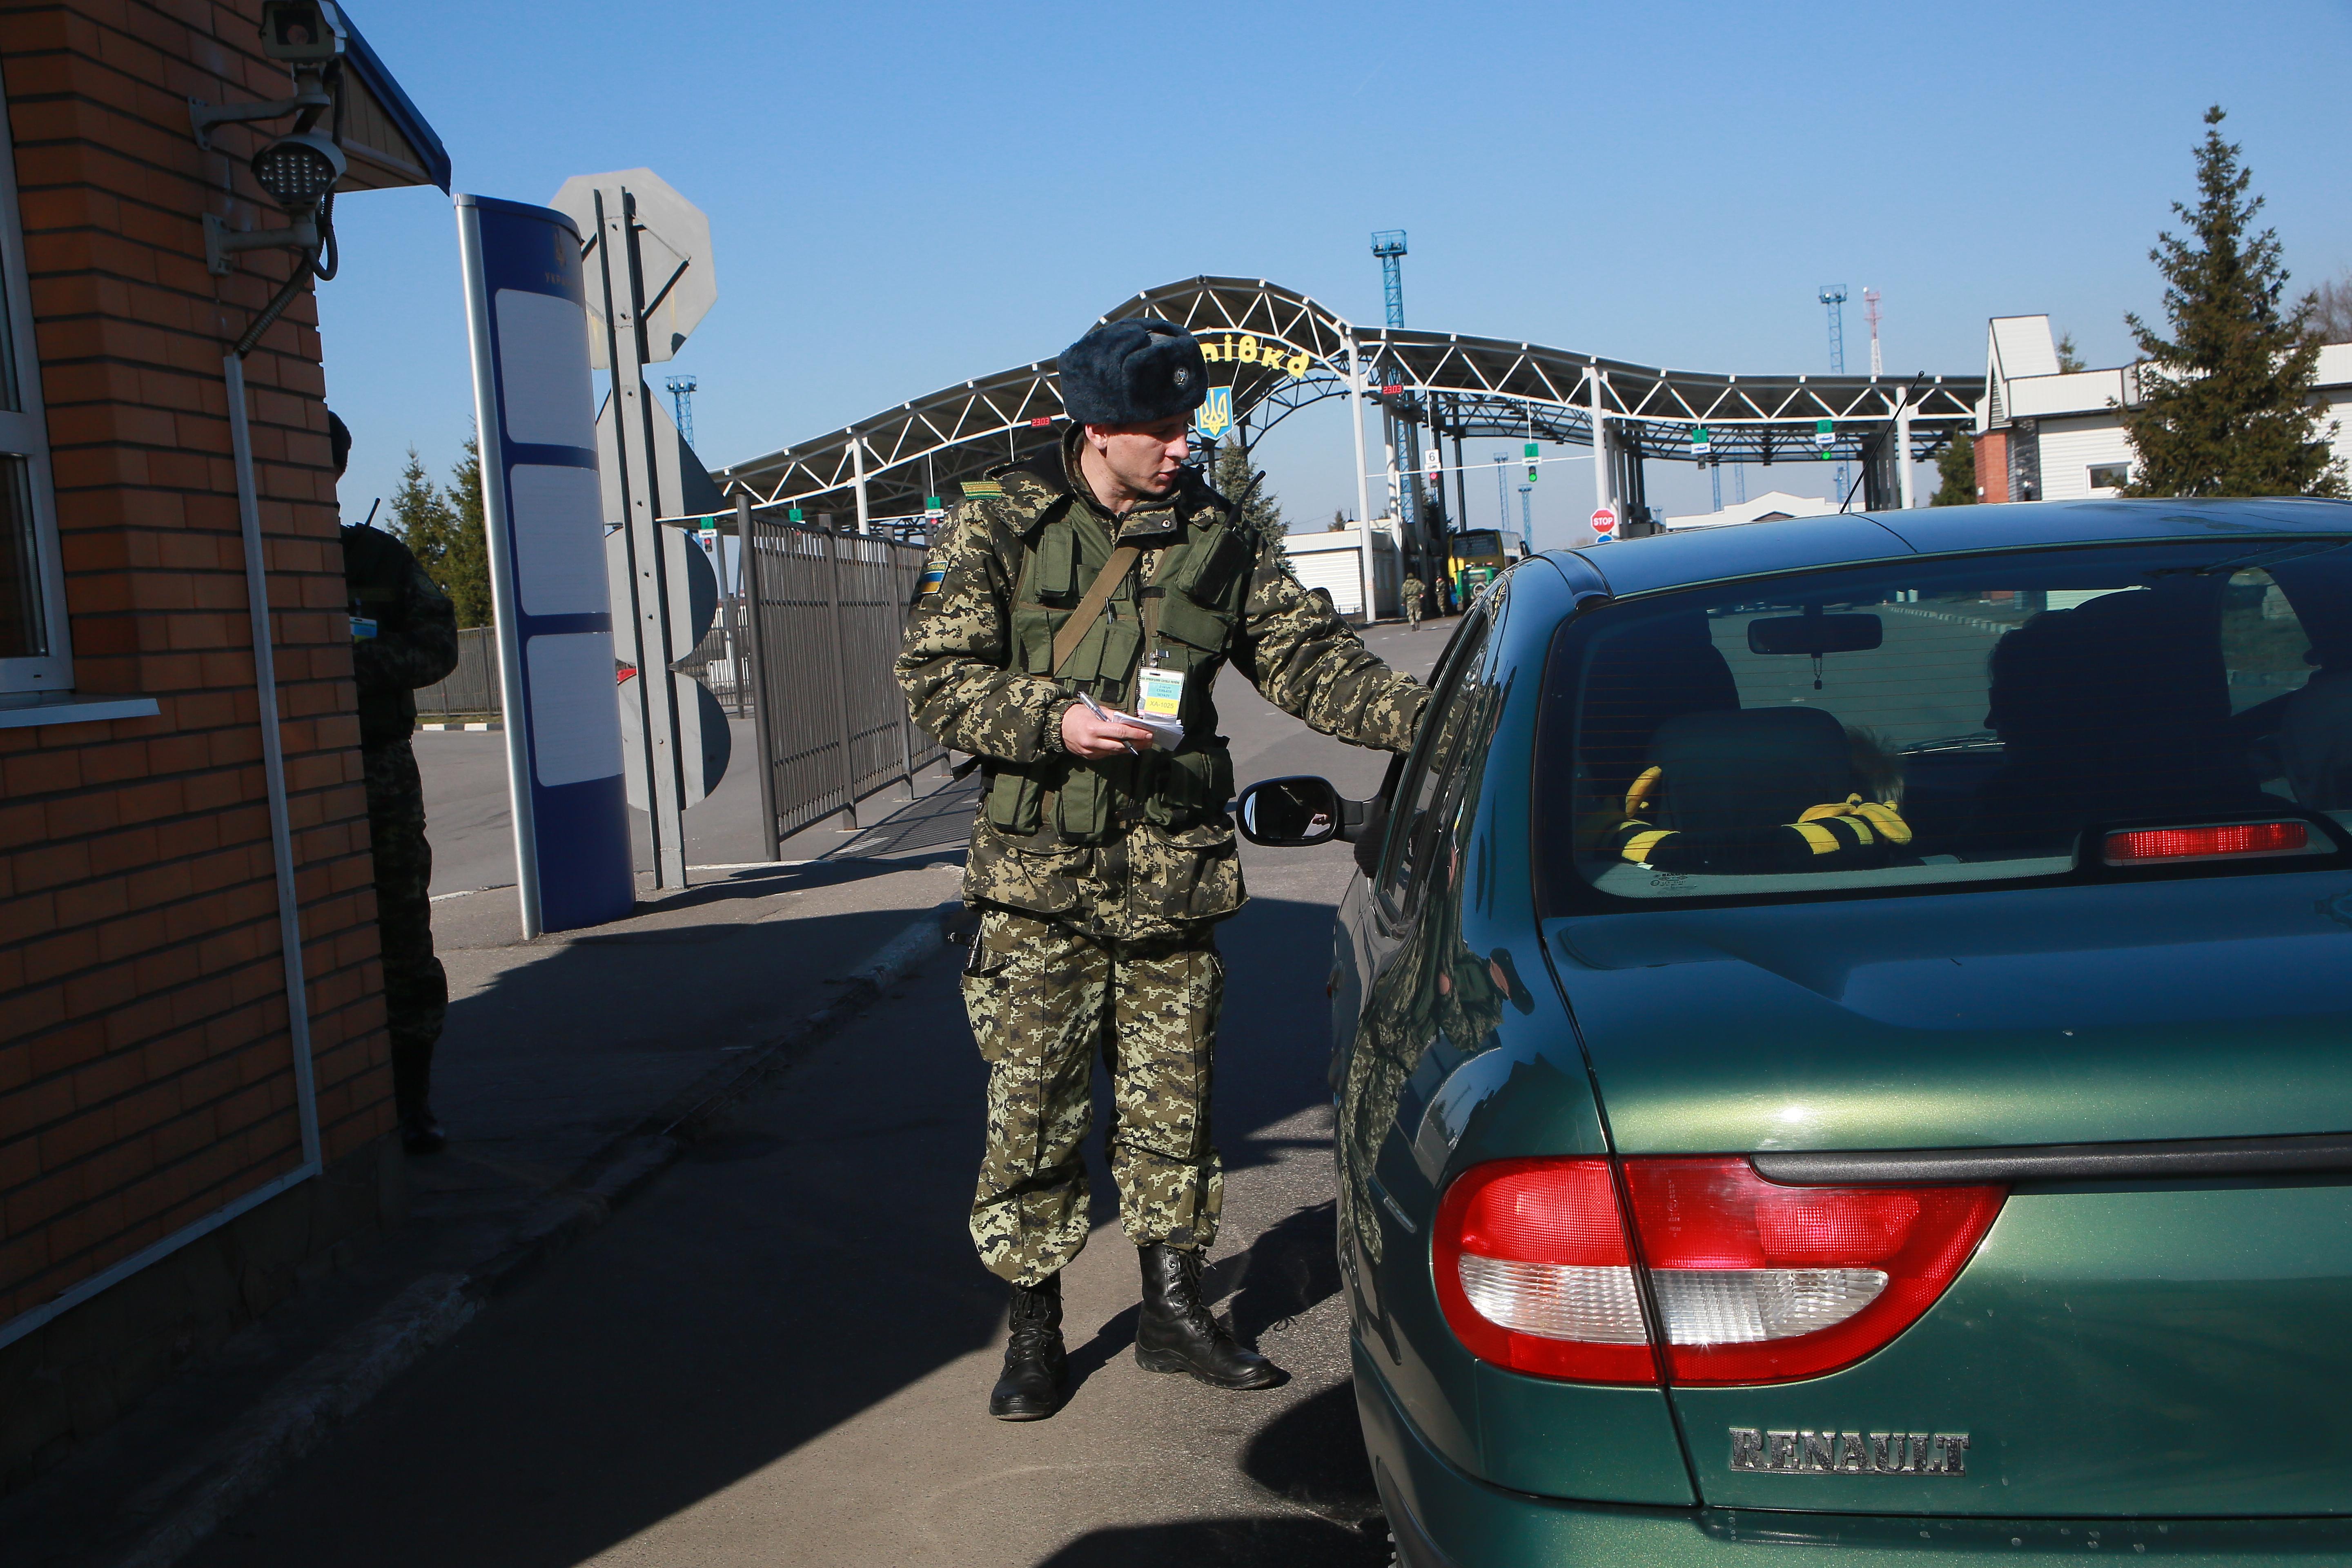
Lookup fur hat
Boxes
[1058,319,1207,426]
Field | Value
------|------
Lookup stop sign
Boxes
[1590,506,1617,533]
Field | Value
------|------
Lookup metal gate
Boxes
[414,625,501,717]
[739,509,944,853]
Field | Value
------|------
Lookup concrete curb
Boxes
[112,1275,481,1568]
[97,901,959,1568]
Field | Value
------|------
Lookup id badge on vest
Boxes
[1135,664,1185,722]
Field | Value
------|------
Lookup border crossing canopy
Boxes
[712,276,1983,529]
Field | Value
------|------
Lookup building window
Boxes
[0,84,69,700]
[2088,462,2131,492]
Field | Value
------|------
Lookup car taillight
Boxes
[2102,820,2308,865]
[1432,1158,1658,1382]
[1434,1156,2003,1386]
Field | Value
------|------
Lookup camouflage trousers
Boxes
[365,739,447,1119]
[961,906,1224,1286]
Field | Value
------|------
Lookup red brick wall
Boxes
[0,0,390,1330]
[1973,429,2009,504]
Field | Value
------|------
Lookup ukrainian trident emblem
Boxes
[1193,385,1234,442]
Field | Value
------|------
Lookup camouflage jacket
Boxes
[897,437,1428,940]
[342,524,460,751]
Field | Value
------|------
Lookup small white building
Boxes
[1662,490,1843,530]
[1282,523,1399,621]
[1976,314,2352,501]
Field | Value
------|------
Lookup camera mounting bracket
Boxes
[204,211,319,277]
[188,66,332,152]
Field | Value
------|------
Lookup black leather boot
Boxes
[988,1274,1068,1421]
[1134,1243,1284,1389]
[400,1108,445,1154]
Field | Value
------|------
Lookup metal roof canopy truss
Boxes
[713,278,1984,518]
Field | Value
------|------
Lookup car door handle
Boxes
[1751,1131,2352,1187]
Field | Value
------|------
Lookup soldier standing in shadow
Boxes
[333,413,460,1152]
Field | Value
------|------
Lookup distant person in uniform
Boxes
[334,413,461,1152]
[1401,574,1426,629]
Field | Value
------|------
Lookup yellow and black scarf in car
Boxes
[1604,765,1913,875]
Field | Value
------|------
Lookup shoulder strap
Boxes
[1050,543,1142,674]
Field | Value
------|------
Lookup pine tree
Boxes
[388,445,461,575]
[2120,106,2345,499]
[2055,334,2087,373]
[1931,432,1976,506]
[1212,435,1284,535]
[436,436,494,627]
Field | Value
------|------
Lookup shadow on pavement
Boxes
[1063,1301,1142,1396]
[604,850,966,921]
[1224,1199,1343,1341]
[1244,1381,1385,1532]
[189,892,1359,1568]
[1037,1513,1389,1567]
[427,900,933,1160]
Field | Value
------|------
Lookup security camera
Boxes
[188,0,352,275]
[258,0,346,65]
[250,131,345,213]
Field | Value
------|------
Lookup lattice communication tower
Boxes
[1371,230,1408,329]
[1370,230,1422,549]
[1818,285,1849,499]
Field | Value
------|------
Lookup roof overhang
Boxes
[334,8,450,193]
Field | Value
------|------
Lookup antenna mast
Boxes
[1818,284,1850,503]
[1370,229,1431,589]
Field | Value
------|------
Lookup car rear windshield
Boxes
[1537,539,2352,909]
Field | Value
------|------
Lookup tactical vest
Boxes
[343,524,422,749]
[986,488,1258,844]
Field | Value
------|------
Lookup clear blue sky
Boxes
[321,0,2352,550]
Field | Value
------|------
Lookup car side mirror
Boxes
[1236,775,1372,847]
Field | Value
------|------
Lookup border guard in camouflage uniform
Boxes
[897,321,1429,1420]
[333,414,461,1154]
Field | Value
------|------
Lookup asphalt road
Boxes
[190,621,1451,1568]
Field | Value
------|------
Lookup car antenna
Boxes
[1839,374,1929,514]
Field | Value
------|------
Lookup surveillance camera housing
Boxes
[258,0,346,65]
[250,130,345,212]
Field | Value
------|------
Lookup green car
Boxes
[1238,500,2352,1566]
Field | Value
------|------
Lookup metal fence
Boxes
[416,524,939,856]
[415,625,501,717]
[674,595,754,715]
[740,514,943,852]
